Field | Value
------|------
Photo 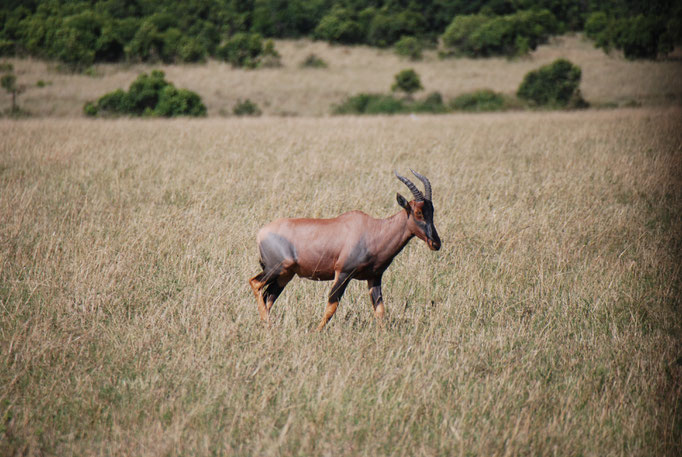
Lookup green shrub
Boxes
[51,11,106,69]
[125,20,163,62]
[584,11,618,53]
[333,93,375,114]
[517,59,586,108]
[190,21,220,56]
[367,10,427,47]
[333,93,405,115]
[97,88,131,114]
[178,38,207,63]
[394,35,423,60]
[54,26,96,69]
[124,17,207,63]
[585,12,609,42]
[159,28,183,63]
[233,99,262,116]
[441,14,489,55]
[83,102,98,117]
[155,86,207,116]
[94,23,126,62]
[333,92,449,115]
[412,91,447,113]
[300,54,327,68]
[614,15,672,60]
[83,67,100,78]
[0,41,16,57]
[113,18,143,49]
[450,89,506,111]
[468,15,517,56]
[363,94,405,114]
[441,9,559,57]
[391,69,423,96]
[250,0,328,37]
[217,33,263,68]
[424,91,443,105]
[585,13,674,60]
[259,39,282,67]
[126,70,170,114]
[314,7,364,44]
[0,62,13,72]
[86,70,206,117]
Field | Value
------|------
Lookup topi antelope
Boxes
[249,170,440,330]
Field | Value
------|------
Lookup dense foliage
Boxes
[441,9,560,57]
[584,11,679,59]
[391,68,422,96]
[84,70,206,117]
[0,1,679,66]
[233,98,261,116]
[216,32,264,68]
[333,93,407,114]
[394,35,423,60]
[449,89,507,111]
[333,91,451,114]
[517,59,587,108]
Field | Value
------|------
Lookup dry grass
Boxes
[1,35,681,117]
[1,108,681,456]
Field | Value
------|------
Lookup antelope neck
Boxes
[373,209,413,255]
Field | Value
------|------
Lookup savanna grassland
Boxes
[1,109,681,456]
[1,36,682,456]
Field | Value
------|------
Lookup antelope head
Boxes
[395,169,441,251]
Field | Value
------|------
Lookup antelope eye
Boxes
[415,210,423,219]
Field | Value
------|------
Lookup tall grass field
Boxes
[1,107,680,455]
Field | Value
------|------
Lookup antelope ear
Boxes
[396,193,410,210]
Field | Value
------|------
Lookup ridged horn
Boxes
[395,171,424,202]
[410,169,432,201]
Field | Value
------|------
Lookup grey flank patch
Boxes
[344,237,371,273]
[259,233,297,278]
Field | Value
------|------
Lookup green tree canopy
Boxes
[391,69,423,96]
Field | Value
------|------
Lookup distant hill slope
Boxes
[1,35,681,118]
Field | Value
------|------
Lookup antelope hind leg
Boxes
[264,272,293,313]
[249,272,270,323]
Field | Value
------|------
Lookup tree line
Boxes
[0,0,679,68]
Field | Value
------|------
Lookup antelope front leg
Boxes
[249,272,270,323]
[367,277,386,321]
[317,271,351,331]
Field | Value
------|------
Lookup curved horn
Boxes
[395,171,424,202]
[410,169,432,201]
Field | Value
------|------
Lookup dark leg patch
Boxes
[370,285,382,305]
[263,281,284,305]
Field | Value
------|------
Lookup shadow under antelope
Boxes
[249,170,441,330]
